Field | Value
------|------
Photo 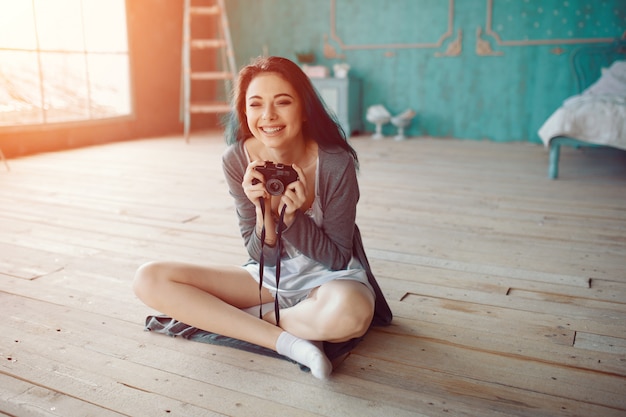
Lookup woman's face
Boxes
[245,72,305,149]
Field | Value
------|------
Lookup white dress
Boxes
[242,161,374,308]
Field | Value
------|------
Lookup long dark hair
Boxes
[224,56,358,165]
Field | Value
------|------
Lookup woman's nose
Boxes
[262,105,276,120]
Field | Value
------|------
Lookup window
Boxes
[0,0,132,127]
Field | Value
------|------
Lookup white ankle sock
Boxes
[275,331,332,379]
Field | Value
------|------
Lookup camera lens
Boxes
[266,179,284,196]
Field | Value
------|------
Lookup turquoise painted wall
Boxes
[227,0,626,143]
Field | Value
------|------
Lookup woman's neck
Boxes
[263,139,317,168]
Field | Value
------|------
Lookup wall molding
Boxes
[326,0,455,54]
[435,29,462,57]
[484,0,619,47]
[476,26,503,56]
[324,0,624,59]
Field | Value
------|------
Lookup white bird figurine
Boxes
[391,109,417,141]
[366,105,392,140]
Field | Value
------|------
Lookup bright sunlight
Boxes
[0,0,131,126]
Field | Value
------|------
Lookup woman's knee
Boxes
[316,282,375,340]
[132,261,170,301]
[340,297,374,338]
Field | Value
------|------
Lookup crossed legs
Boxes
[132,261,375,378]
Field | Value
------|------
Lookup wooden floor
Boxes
[1,131,625,417]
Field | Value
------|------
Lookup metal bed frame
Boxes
[548,38,626,179]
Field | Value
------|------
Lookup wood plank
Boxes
[0,241,64,280]
[371,259,626,304]
[367,247,594,287]
[0,373,127,417]
[343,353,626,417]
[387,300,626,376]
[398,291,626,339]
[0,214,247,267]
[574,332,626,354]
[507,288,626,310]
[0,347,227,417]
[359,329,626,411]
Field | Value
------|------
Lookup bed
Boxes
[538,38,626,179]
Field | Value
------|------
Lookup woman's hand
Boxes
[242,160,269,208]
[243,160,277,243]
[280,163,307,226]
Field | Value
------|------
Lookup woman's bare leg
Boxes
[132,261,332,378]
[264,280,375,343]
[133,261,281,349]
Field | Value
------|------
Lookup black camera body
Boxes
[254,161,299,196]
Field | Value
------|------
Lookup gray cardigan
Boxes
[222,140,392,333]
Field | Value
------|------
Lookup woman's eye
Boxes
[277,100,292,106]
[248,102,261,108]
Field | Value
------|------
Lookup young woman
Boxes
[133,56,392,379]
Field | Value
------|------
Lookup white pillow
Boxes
[608,60,626,83]
[583,60,626,96]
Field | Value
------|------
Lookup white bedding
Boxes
[538,94,626,151]
[538,59,626,151]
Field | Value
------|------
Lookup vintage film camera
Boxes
[254,161,299,196]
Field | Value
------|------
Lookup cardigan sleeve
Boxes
[281,148,358,270]
[222,141,281,265]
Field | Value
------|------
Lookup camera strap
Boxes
[258,198,267,318]
[258,197,286,327]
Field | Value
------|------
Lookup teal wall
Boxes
[226,0,626,143]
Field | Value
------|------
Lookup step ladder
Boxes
[181,0,237,142]
[0,147,9,171]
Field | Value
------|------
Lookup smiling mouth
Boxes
[261,126,284,134]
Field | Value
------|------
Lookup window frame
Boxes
[0,0,135,132]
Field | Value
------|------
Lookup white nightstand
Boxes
[310,77,363,136]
